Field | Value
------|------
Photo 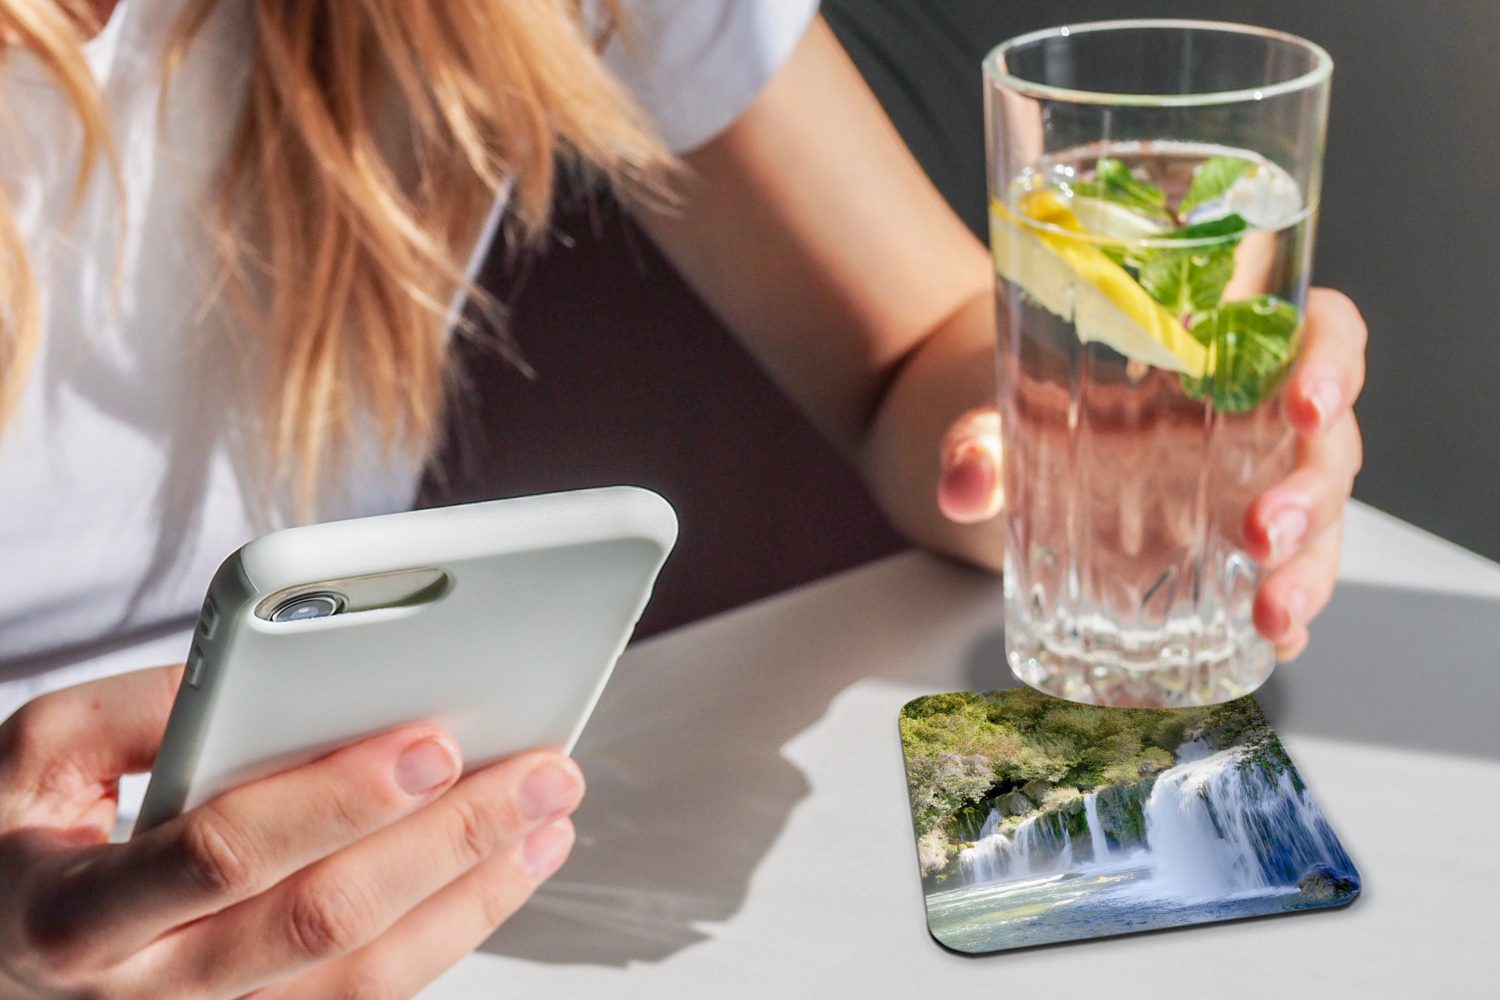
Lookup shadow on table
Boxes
[962,581,1500,761]
[1256,581,1500,760]
[483,564,1497,969]
[480,553,998,968]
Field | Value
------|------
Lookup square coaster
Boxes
[900,688,1360,953]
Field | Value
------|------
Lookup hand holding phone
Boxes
[137,485,676,831]
[0,665,582,998]
[0,486,674,999]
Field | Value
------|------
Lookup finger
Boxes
[147,752,583,998]
[35,725,461,972]
[0,664,183,793]
[937,407,1002,524]
[1285,288,1367,435]
[1276,626,1311,663]
[1255,514,1344,644]
[1243,412,1361,566]
[257,819,576,1000]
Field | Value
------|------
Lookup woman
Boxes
[0,1,1365,996]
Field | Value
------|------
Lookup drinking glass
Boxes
[985,20,1332,706]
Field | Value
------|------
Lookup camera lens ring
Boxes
[268,591,346,623]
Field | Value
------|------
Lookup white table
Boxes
[428,501,1500,999]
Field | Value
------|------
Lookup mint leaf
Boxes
[1134,214,1249,315]
[1170,215,1252,242]
[1072,157,1170,220]
[1179,156,1253,217]
[1138,249,1235,315]
[1180,296,1301,412]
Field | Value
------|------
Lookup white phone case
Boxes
[134,486,677,834]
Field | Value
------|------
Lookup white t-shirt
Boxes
[0,0,819,722]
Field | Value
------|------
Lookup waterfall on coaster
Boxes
[1084,792,1109,864]
[958,808,1079,883]
[954,736,1352,894]
[1141,740,1355,899]
[901,690,1360,953]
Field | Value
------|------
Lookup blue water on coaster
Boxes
[956,739,1351,896]
[932,738,1357,951]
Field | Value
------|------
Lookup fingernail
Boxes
[1283,588,1310,630]
[940,443,1001,522]
[519,761,584,821]
[945,437,989,469]
[522,820,575,879]
[395,738,459,796]
[955,445,996,492]
[1307,379,1341,429]
[1265,505,1308,561]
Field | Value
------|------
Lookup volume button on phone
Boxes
[185,641,206,688]
[197,597,219,639]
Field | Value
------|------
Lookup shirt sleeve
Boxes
[602,0,820,154]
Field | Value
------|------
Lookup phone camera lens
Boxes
[269,592,346,623]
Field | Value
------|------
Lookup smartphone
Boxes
[133,486,677,834]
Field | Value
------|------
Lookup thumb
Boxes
[937,407,1003,525]
[2,664,183,791]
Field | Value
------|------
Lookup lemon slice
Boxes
[1069,196,1166,241]
[990,190,1208,377]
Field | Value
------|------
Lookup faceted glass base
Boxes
[1007,628,1275,708]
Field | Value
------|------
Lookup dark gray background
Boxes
[824,0,1500,561]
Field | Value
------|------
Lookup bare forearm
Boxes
[856,287,1004,572]
[630,16,1006,571]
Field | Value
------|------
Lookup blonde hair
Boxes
[0,0,671,507]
